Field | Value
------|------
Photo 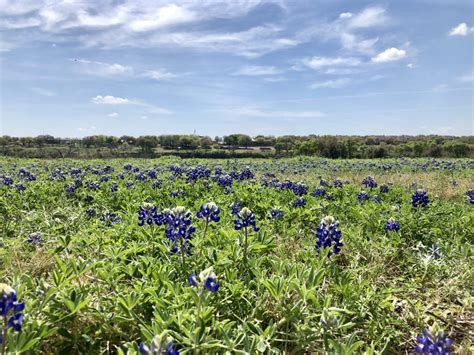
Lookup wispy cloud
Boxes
[108,112,119,117]
[372,48,407,63]
[459,71,474,83]
[92,95,130,105]
[347,6,388,28]
[71,59,132,76]
[218,107,324,118]
[310,78,351,89]
[31,87,56,96]
[302,56,361,70]
[449,23,473,36]
[78,126,97,132]
[142,69,180,81]
[234,65,282,76]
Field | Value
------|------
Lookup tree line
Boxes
[0,134,472,159]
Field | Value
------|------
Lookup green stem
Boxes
[243,226,248,263]
[203,220,209,239]
[1,315,7,355]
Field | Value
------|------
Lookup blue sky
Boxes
[0,0,472,137]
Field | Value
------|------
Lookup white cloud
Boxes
[302,56,361,70]
[234,65,281,76]
[407,63,416,69]
[92,95,130,105]
[221,107,324,118]
[142,70,179,80]
[340,33,378,54]
[310,78,351,89]
[459,71,474,82]
[78,126,97,132]
[128,4,196,32]
[31,87,56,96]
[72,59,132,76]
[449,23,473,36]
[339,12,353,19]
[348,7,388,28]
[108,112,119,117]
[372,48,406,63]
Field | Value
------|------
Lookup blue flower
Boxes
[312,188,326,197]
[189,268,220,293]
[362,176,378,189]
[292,197,306,208]
[164,207,195,255]
[465,189,474,204]
[384,218,400,232]
[372,195,381,203]
[110,182,118,192]
[0,284,25,345]
[357,191,370,203]
[315,216,343,256]
[234,207,259,232]
[380,184,389,193]
[428,245,442,260]
[138,204,163,226]
[196,202,220,223]
[26,232,43,245]
[333,179,343,188]
[269,208,284,220]
[230,202,241,216]
[86,208,95,217]
[411,189,429,208]
[139,335,179,355]
[415,328,452,354]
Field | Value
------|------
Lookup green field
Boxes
[1,158,472,354]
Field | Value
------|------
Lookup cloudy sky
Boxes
[0,0,472,137]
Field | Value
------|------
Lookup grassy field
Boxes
[0,158,473,354]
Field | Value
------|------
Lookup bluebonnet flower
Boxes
[362,176,378,189]
[123,163,132,171]
[357,191,370,203]
[152,180,163,189]
[86,208,95,217]
[65,184,75,193]
[110,182,118,192]
[234,207,259,232]
[319,179,329,187]
[269,208,284,220]
[428,245,442,260]
[196,202,220,223]
[138,204,163,226]
[139,335,179,355]
[26,232,43,245]
[415,328,452,354]
[384,218,400,232]
[411,189,429,208]
[164,207,195,256]
[218,174,233,188]
[100,212,121,225]
[189,267,220,293]
[230,202,241,216]
[312,188,327,197]
[292,197,306,208]
[333,178,343,188]
[0,284,25,345]
[465,189,474,204]
[74,178,82,187]
[372,195,381,203]
[380,184,389,193]
[315,216,343,256]
[291,182,308,196]
[1,176,13,186]
[126,181,134,188]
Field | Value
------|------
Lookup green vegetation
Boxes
[0,158,472,353]
[1,134,472,159]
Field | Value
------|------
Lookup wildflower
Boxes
[0,284,25,346]
[415,327,452,354]
[315,216,343,256]
[196,202,220,223]
[15,184,26,191]
[292,197,306,208]
[428,245,442,260]
[196,202,220,238]
[86,208,95,217]
[110,182,118,192]
[333,178,343,188]
[230,202,241,216]
[384,218,400,232]
[380,184,389,193]
[139,334,179,355]
[411,189,429,208]
[26,232,43,245]
[312,188,326,197]
[164,206,195,256]
[218,174,233,188]
[372,195,381,203]
[100,211,121,225]
[189,267,220,293]
[362,176,378,189]
[234,207,259,232]
[357,191,370,203]
[138,204,163,226]
[269,208,284,220]
[234,207,259,262]
[466,189,474,204]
